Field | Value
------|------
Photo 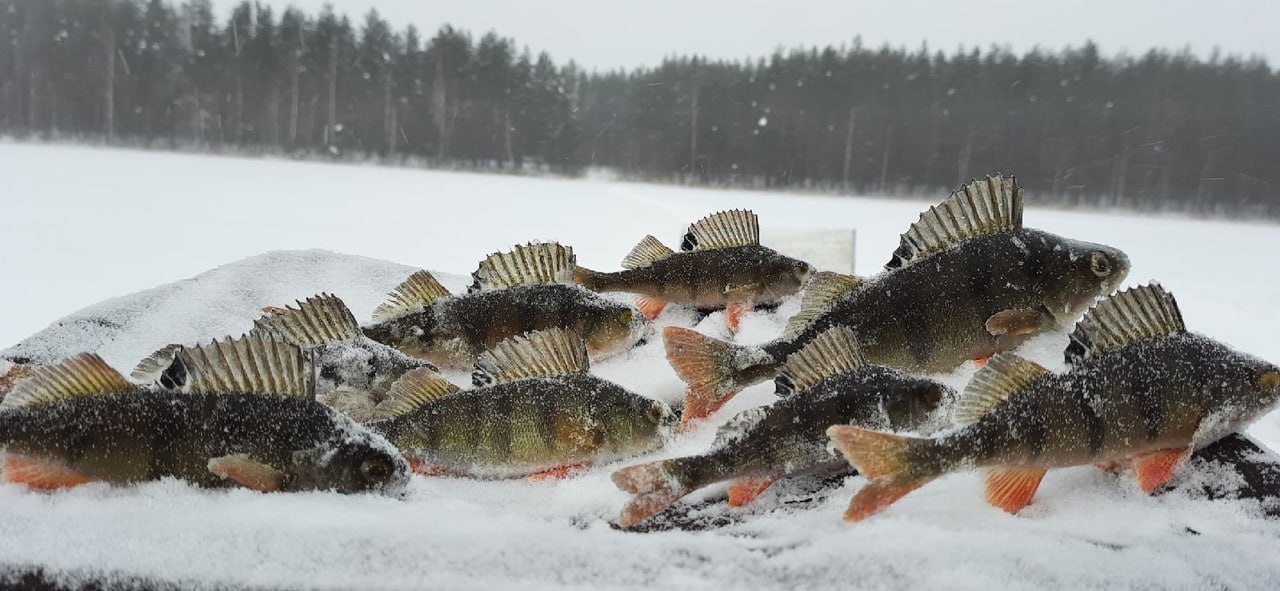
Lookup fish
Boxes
[827,283,1280,521]
[665,175,1130,425]
[0,335,410,495]
[362,242,647,370]
[574,210,815,332]
[612,326,950,526]
[366,327,677,478]
[132,293,437,422]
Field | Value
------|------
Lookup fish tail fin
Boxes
[826,425,936,522]
[612,459,694,527]
[663,326,767,428]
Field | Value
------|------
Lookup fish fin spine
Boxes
[251,293,361,347]
[372,270,451,323]
[470,241,576,291]
[1134,448,1188,493]
[985,465,1047,514]
[621,235,675,269]
[370,368,461,420]
[1,353,133,410]
[779,326,867,394]
[782,272,863,340]
[681,210,760,251]
[953,354,1048,425]
[886,174,1021,270]
[175,334,313,398]
[473,328,590,385]
[1065,283,1185,365]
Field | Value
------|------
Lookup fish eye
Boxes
[360,457,394,483]
[645,402,666,424]
[922,385,945,406]
[620,309,634,325]
[1090,252,1112,277]
[1260,371,1280,390]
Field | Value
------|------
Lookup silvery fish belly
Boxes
[827,284,1280,522]
[664,175,1131,424]
[574,210,814,331]
[367,328,676,478]
[362,242,646,370]
[0,336,410,495]
[612,326,950,526]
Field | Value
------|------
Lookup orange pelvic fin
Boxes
[725,303,749,334]
[3,454,95,490]
[1134,448,1188,493]
[207,455,287,492]
[985,465,1047,514]
[408,458,453,477]
[663,326,742,429]
[973,356,990,368]
[727,476,776,507]
[529,463,590,482]
[635,296,668,320]
[612,460,690,527]
[843,477,927,522]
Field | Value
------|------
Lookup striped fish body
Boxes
[364,284,642,370]
[583,246,811,309]
[0,391,409,493]
[677,367,948,488]
[371,373,674,477]
[918,336,1280,479]
[766,228,1127,374]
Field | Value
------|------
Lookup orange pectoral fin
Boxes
[985,466,1047,514]
[973,356,990,368]
[725,303,749,334]
[635,296,668,320]
[207,455,288,492]
[1134,448,1189,493]
[3,455,95,490]
[529,463,590,482]
[727,476,777,507]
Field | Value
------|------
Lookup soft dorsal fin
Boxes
[1065,283,1185,365]
[953,354,1048,425]
[470,242,577,292]
[472,328,589,386]
[1,353,134,410]
[368,368,461,421]
[172,335,314,398]
[252,293,361,347]
[621,235,675,269]
[130,343,185,387]
[372,271,452,323]
[782,272,864,340]
[777,326,868,395]
[886,175,1022,270]
[680,210,760,251]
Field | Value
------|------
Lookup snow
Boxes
[3,143,1280,588]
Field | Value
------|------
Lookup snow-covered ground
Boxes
[2,143,1280,589]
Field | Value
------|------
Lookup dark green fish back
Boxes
[592,245,810,308]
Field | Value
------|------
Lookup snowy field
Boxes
[2,143,1280,589]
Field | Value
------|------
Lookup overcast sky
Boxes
[240,0,1279,71]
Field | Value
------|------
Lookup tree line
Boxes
[3,0,1279,218]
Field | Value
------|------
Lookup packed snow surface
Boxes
[3,144,1280,589]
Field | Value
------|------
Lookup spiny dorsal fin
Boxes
[372,271,452,323]
[782,272,864,340]
[778,326,867,394]
[1065,283,1185,365]
[953,354,1048,425]
[130,343,184,386]
[1,353,134,409]
[886,175,1022,270]
[368,368,461,421]
[251,293,361,347]
[472,328,589,386]
[173,335,314,398]
[621,235,675,269]
[470,242,576,292]
[680,210,760,251]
